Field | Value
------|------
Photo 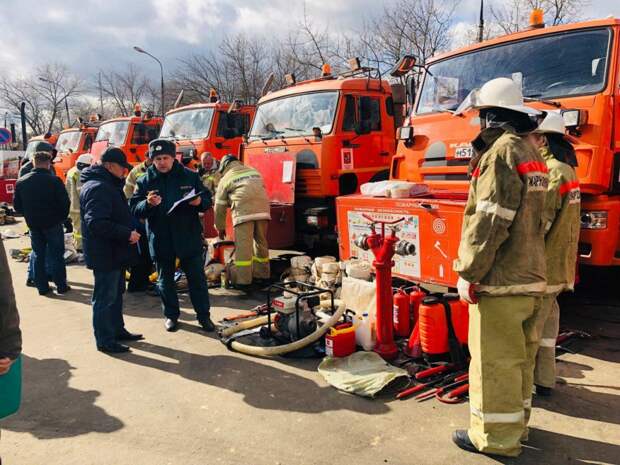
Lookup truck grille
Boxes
[295,170,322,197]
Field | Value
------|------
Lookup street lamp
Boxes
[39,77,71,126]
[133,46,165,115]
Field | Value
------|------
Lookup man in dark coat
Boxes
[14,150,70,295]
[80,147,143,353]
[130,139,214,333]
[0,237,21,374]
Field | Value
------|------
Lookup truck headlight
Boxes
[561,109,587,129]
[581,211,607,229]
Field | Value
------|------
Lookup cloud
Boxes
[0,0,618,82]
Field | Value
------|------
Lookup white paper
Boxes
[167,188,203,215]
[282,161,293,183]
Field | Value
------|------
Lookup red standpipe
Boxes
[361,216,401,360]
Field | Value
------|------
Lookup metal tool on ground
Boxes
[415,374,469,401]
[436,383,469,404]
[396,370,466,400]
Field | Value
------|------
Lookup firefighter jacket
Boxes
[454,128,548,296]
[200,170,221,196]
[65,166,82,215]
[540,146,580,294]
[123,161,149,199]
[214,160,270,231]
[130,161,211,261]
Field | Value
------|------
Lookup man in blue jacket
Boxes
[130,139,214,333]
[80,147,143,353]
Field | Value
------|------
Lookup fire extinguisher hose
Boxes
[226,300,347,357]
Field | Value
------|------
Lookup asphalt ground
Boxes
[1,222,619,465]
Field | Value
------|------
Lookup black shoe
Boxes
[56,285,71,294]
[199,317,216,332]
[535,384,553,396]
[97,342,131,354]
[38,288,52,296]
[26,278,36,288]
[452,430,481,455]
[164,318,178,332]
[117,330,144,341]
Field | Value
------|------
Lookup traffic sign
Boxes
[0,128,11,145]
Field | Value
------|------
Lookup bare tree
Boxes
[97,64,155,116]
[490,0,590,35]
[0,63,81,135]
[364,0,459,68]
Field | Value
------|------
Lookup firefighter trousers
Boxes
[534,293,560,389]
[230,220,270,285]
[70,212,82,250]
[467,295,543,457]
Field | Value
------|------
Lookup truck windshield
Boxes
[160,108,214,140]
[56,131,81,153]
[417,28,611,114]
[95,121,129,146]
[249,91,339,140]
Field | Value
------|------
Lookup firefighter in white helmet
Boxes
[214,154,271,290]
[528,112,580,396]
[65,153,92,250]
[452,77,548,457]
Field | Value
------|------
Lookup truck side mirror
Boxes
[406,75,416,108]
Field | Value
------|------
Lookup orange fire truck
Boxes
[53,118,101,181]
[89,106,162,166]
[337,16,620,287]
[243,61,404,249]
[160,91,255,168]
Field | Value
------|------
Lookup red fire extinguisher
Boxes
[409,286,426,325]
[393,288,410,338]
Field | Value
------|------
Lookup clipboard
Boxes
[167,189,205,215]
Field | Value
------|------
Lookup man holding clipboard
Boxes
[130,139,214,333]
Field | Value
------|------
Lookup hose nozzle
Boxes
[395,240,416,256]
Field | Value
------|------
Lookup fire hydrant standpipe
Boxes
[359,214,413,361]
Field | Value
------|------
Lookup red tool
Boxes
[415,364,453,380]
[415,374,468,401]
[396,370,465,400]
[223,304,269,322]
[436,383,469,404]
[354,215,416,360]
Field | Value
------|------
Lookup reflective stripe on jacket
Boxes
[123,161,149,199]
[454,129,548,296]
[541,147,580,293]
[214,160,270,230]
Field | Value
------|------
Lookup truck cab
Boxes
[159,97,255,168]
[244,63,401,249]
[53,119,100,181]
[89,107,162,167]
[337,17,620,287]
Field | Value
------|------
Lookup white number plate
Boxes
[455,146,473,159]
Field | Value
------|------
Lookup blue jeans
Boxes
[29,224,66,293]
[92,269,126,347]
[27,248,53,282]
[156,254,210,321]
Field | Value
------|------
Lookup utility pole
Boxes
[478,0,485,43]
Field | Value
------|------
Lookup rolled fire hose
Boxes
[226,300,346,357]
[220,315,270,338]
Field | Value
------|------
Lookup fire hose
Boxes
[221,300,347,357]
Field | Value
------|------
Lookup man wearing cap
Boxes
[14,149,70,295]
[528,112,580,397]
[80,147,143,353]
[214,154,271,290]
[451,78,548,457]
[130,139,214,333]
[65,153,93,251]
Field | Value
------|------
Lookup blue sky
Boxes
[1,0,619,80]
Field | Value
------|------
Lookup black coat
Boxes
[80,165,137,271]
[14,168,69,230]
[130,161,211,261]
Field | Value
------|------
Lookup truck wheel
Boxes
[369,169,390,183]
[339,173,358,195]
